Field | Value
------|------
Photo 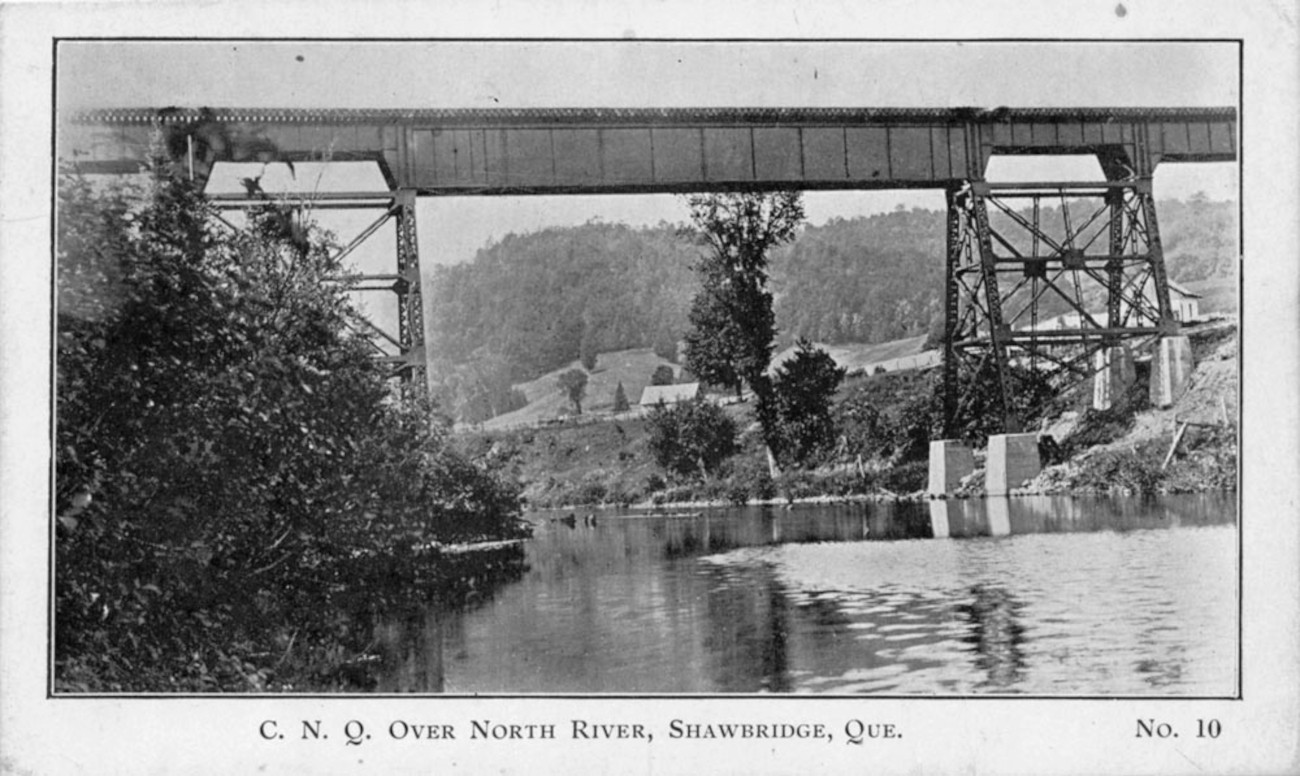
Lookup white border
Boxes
[3,3,1297,774]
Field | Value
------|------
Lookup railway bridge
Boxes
[61,105,1237,436]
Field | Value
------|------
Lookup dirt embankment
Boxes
[1025,320,1238,496]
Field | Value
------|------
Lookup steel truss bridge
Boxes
[62,105,1237,433]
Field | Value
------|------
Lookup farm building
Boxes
[639,383,702,407]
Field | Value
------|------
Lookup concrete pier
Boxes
[1149,335,1194,408]
[1092,344,1136,411]
[928,440,975,496]
[985,433,1041,496]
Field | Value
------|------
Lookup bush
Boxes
[653,485,699,506]
[768,338,846,468]
[644,472,667,494]
[650,365,676,386]
[604,479,640,507]
[1073,447,1164,495]
[880,460,929,494]
[774,470,821,502]
[572,477,609,506]
[652,329,679,363]
[646,398,739,480]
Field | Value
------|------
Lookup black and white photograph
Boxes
[2,4,1297,774]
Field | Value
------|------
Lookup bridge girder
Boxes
[64,106,1236,193]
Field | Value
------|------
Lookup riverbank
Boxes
[456,319,1238,509]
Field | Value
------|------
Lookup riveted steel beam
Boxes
[63,105,1236,194]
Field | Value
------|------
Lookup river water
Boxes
[381,494,1237,696]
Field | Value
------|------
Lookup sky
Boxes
[56,41,1240,329]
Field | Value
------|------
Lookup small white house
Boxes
[1166,281,1202,322]
[639,382,702,407]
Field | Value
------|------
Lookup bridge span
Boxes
[64,106,1234,193]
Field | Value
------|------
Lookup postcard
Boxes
[2,3,1296,774]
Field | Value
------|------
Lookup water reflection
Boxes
[956,584,1027,690]
[702,563,793,692]
[924,495,1226,540]
[375,607,445,693]
[383,494,1237,695]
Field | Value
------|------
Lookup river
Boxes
[378,494,1237,695]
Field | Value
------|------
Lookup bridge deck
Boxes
[63,106,1236,194]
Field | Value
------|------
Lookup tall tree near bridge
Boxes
[680,191,807,469]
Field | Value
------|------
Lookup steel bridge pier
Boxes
[940,174,1180,436]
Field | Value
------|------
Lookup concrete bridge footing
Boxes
[985,433,1042,496]
[1150,335,1195,409]
[1093,344,1137,411]
[928,440,975,497]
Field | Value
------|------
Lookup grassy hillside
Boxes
[473,335,936,432]
[771,336,930,375]
[474,348,680,431]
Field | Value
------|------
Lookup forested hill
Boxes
[770,208,945,345]
[425,195,1236,414]
[426,222,697,381]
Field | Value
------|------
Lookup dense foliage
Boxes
[681,192,802,394]
[650,365,676,386]
[767,338,847,468]
[55,167,525,692]
[426,222,697,380]
[646,399,740,480]
[771,207,944,344]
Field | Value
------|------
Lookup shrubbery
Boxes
[646,398,739,480]
[766,338,846,469]
[55,167,525,692]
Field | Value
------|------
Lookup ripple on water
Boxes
[733,524,1236,695]
[422,497,1235,694]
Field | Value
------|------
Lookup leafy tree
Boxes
[557,368,588,414]
[612,381,630,412]
[679,191,805,463]
[646,398,739,480]
[682,269,745,395]
[652,328,679,363]
[54,164,524,692]
[650,365,676,386]
[833,396,891,462]
[769,339,846,467]
[579,327,599,371]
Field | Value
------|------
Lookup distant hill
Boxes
[429,196,1236,422]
